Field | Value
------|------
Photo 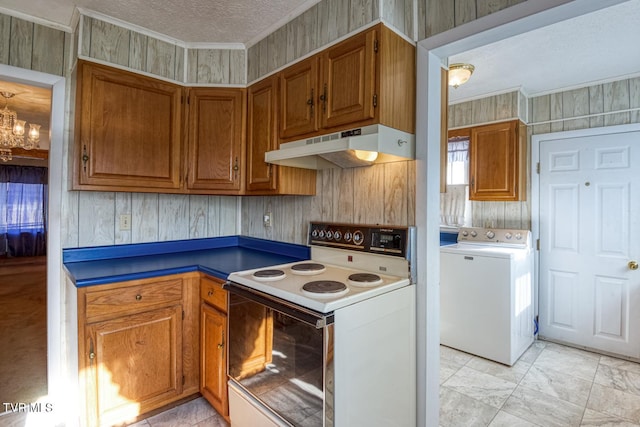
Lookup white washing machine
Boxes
[440,227,534,366]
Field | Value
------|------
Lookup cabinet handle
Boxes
[217,331,225,349]
[82,145,89,173]
[233,157,239,179]
[89,337,95,366]
[470,177,475,190]
[267,163,272,178]
[307,88,314,116]
[135,294,142,301]
[319,84,327,112]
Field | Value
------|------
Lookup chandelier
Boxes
[0,91,41,162]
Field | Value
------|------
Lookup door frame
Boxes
[417,1,630,424]
[0,64,66,420]
[531,122,640,331]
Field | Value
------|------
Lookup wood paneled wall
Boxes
[417,0,527,40]
[448,90,525,128]
[246,0,413,83]
[241,162,415,244]
[529,77,640,135]
[63,192,239,248]
[0,13,69,76]
[79,15,245,85]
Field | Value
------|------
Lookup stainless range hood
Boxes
[265,124,415,169]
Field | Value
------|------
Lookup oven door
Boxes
[224,282,334,427]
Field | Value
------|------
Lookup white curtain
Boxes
[440,184,468,226]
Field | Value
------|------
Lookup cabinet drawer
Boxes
[201,277,227,312]
[85,278,183,321]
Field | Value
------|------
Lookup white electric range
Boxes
[224,222,416,427]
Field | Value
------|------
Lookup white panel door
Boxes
[539,130,640,358]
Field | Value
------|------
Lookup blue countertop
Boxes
[63,236,310,287]
[440,230,458,246]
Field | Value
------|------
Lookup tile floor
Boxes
[126,397,229,427]
[440,341,640,427]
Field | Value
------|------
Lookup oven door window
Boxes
[228,293,330,426]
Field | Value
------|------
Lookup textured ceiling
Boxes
[1,0,319,44]
[449,0,640,103]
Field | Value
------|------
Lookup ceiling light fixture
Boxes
[0,91,40,162]
[448,63,475,88]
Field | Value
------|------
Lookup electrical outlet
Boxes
[263,212,272,227]
[119,214,131,231]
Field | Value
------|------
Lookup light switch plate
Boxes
[119,214,131,231]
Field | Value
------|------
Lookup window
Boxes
[441,136,471,227]
[447,137,469,185]
[0,166,48,257]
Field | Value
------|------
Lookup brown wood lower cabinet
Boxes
[77,272,200,427]
[199,276,229,418]
[86,306,182,426]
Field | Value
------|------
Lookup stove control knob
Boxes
[334,231,342,241]
[486,230,495,239]
[515,233,522,240]
[353,230,364,245]
[344,231,352,242]
[461,230,469,237]
[470,230,478,238]
[326,230,333,240]
[505,232,512,240]
[311,229,318,238]
[319,230,325,239]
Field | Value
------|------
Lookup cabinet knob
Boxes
[217,342,224,349]
[135,294,142,301]
[82,145,89,173]
[208,290,214,297]
[629,260,639,270]
[89,352,95,360]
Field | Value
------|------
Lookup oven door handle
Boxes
[223,281,334,328]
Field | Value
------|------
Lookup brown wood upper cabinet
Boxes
[246,75,316,195]
[278,24,415,142]
[186,88,245,194]
[450,120,526,201]
[74,60,183,192]
[74,60,246,194]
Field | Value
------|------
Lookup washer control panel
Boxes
[458,227,530,247]
[308,222,412,257]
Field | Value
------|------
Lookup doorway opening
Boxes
[0,63,65,425]
[0,79,51,418]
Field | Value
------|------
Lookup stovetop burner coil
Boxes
[291,262,326,275]
[252,269,286,281]
[302,280,348,297]
[348,273,383,287]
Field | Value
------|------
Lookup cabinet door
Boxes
[201,303,228,417]
[86,306,182,426]
[469,121,520,201]
[187,88,245,192]
[279,56,319,139]
[75,61,183,191]
[247,76,278,192]
[321,28,376,129]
